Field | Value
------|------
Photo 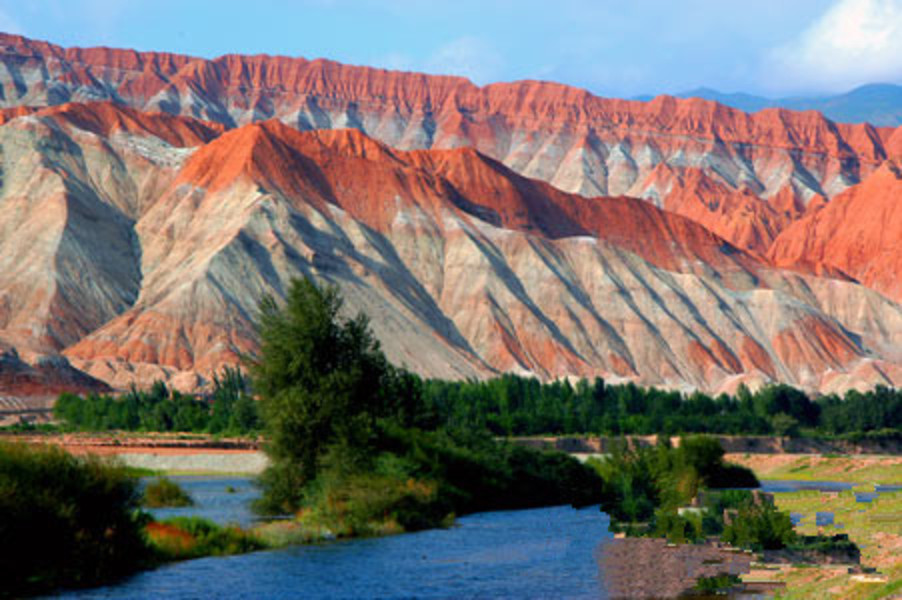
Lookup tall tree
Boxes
[250,278,407,513]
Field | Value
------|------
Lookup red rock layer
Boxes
[639,165,797,255]
[0,32,886,155]
[173,120,757,276]
[35,102,225,146]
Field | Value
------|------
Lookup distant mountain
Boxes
[677,84,902,127]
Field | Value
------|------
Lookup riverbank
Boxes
[6,432,902,480]
[598,537,757,597]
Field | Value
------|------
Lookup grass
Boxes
[768,488,902,599]
[123,466,162,477]
[727,454,902,484]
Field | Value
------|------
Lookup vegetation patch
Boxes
[142,477,194,508]
[695,573,742,593]
[145,517,265,561]
[249,279,602,534]
[417,373,900,439]
[0,441,151,598]
[770,489,902,599]
[586,436,763,542]
[728,454,902,484]
[54,366,260,435]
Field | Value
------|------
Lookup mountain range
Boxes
[672,84,902,128]
[0,32,900,396]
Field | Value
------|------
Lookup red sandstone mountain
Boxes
[2,32,899,254]
[769,162,902,302]
[0,34,900,394]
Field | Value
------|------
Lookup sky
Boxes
[1,0,901,98]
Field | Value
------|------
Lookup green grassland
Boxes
[770,488,902,599]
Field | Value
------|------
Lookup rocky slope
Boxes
[0,34,899,395]
[0,344,108,398]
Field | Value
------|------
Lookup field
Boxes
[727,453,902,484]
[749,488,902,599]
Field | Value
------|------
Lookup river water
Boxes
[58,476,614,599]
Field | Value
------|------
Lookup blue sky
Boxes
[2,0,901,98]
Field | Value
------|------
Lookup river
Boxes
[56,476,614,599]
[54,477,880,599]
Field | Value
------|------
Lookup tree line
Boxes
[51,333,899,441]
[417,376,901,438]
[53,367,259,435]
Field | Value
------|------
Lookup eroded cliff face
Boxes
[0,34,900,395]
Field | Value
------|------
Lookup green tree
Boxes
[770,412,800,437]
[249,278,414,514]
[721,499,796,551]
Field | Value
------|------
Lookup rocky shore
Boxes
[597,537,759,598]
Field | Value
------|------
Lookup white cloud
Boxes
[424,37,504,85]
[764,0,902,93]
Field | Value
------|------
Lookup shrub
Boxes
[142,477,194,508]
[653,509,704,543]
[695,573,741,593]
[298,470,447,537]
[721,500,796,551]
[0,442,149,597]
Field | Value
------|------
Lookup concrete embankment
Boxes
[513,435,901,455]
[116,450,268,474]
[1,433,269,474]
